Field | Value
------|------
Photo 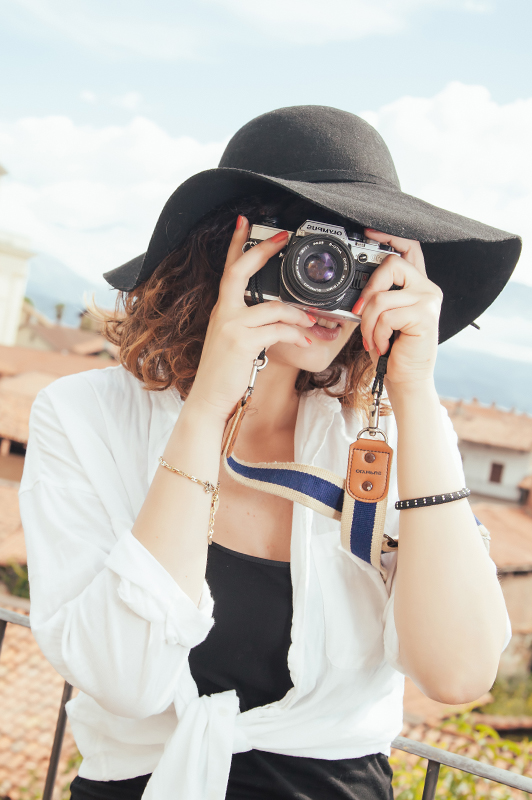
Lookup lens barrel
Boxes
[281,235,355,307]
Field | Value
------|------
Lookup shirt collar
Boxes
[295,390,343,465]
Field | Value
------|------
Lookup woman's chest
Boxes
[213,466,293,561]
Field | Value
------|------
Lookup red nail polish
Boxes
[376,347,381,357]
[236,214,245,230]
[305,337,312,344]
[362,338,369,352]
[306,313,317,323]
[352,297,365,315]
[271,230,289,243]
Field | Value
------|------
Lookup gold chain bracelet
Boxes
[158,456,220,544]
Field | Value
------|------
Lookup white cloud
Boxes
[0,116,227,283]
[464,0,494,12]
[113,92,143,111]
[4,0,497,53]
[209,0,488,42]
[0,82,528,292]
[448,313,532,363]
[360,82,532,285]
[80,90,97,104]
[4,0,202,60]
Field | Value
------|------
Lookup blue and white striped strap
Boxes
[222,401,395,577]
[221,401,490,579]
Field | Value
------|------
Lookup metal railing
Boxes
[391,735,532,799]
[1,606,532,800]
[0,606,73,800]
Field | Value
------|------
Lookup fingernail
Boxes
[352,297,365,315]
[306,313,316,323]
[236,214,246,230]
[376,347,381,357]
[362,338,369,352]
[271,230,289,243]
[305,337,312,344]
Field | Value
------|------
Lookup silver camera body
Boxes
[244,219,399,322]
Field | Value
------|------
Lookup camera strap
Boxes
[221,350,396,580]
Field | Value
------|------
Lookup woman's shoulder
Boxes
[41,363,141,402]
[31,365,181,439]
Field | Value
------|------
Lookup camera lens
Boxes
[304,252,336,283]
[281,235,355,307]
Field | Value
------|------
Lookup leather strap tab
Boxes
[222,398,252,459]
[346,438,393,503]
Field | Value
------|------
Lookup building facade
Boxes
[0,166,34,346]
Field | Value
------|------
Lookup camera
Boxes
[244,219,399,322]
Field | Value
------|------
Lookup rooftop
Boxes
[0,597,79,800]
[21,323,117,358]
[0,483,25,566]
[441,398,532,452]
[0,344,113,380]
[471,501,532,572]
[0,372,57,444]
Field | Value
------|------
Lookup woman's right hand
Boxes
[185,215,314,424]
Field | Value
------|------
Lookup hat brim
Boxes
[104,168,521,344]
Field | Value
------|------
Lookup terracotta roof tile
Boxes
[0,602,79,799]
[441,398,532,452]
[0,345,112,379]
[0,485,26,565]
[471,502,532,571]
[25,324,117,358]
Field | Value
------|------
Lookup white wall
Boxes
[459,440,530,501]
[0,232,33,346]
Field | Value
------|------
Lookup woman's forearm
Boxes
[132,400,226,605]
[389,380,507,703]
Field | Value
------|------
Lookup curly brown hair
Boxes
[104,190,377,412]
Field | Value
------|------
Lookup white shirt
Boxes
[19,365,507,800]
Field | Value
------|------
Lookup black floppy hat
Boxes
[104,105,521,343]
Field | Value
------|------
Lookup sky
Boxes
[0,0,531,291]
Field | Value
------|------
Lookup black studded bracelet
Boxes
[395,487,471,510]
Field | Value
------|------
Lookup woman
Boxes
[21,106,519,800]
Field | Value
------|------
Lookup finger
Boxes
[353,256,425,317]
[243,300,315,330]
[360,289,419,352]
[372,306,431,356]
[250,322,313,352]
[364,228,425,273]
[219,229,290,307]
[225,214,250,269]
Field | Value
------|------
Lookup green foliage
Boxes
[60,749,83,799]
[480,676,532,718]
[12,749,82,800]
[0,563,30,599]
[391,714,532,799]
[17,767,41,800]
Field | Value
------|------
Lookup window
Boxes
[489,463,504,483]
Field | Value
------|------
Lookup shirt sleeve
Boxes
[381,403,512,673]
[20,383,214,720]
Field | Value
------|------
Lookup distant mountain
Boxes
[435,345,532,414]
[483,280,532,319]
[25,254,118,327]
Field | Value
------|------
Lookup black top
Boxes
[188,541,294,711]
[70,542,393,800]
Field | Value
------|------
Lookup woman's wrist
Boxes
[385,376,439,412]
[177,395,229,438]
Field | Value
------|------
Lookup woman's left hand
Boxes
[355,229,443,389]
